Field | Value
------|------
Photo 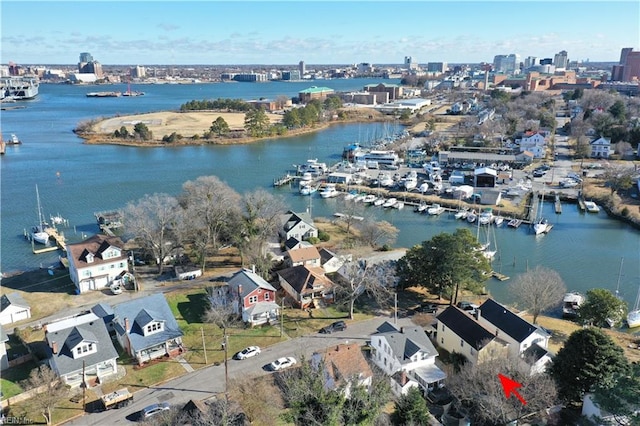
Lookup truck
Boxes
[99,388,133,411]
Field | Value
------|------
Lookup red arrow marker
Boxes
[498,374,527,405]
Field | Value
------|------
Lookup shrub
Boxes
[621,206,629,216]
[318,231,330,242]
[306,237,320,245]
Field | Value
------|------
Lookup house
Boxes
[91,303,116,333]
[174,264,202,280]
[0,292,31,325]
[476,299,550,361]
[285,246,321,268]
[370,321,446,397]
[279,211,318,243]
[277,265,335,309]
[226,268,280,326]
[522,344,553,376]
[319,248,349,274]
[45,312,119,387]
[590,137,612,158]
[311,343,373,397]
[66,234,130,294]
[517,132,547,158]
[112,294,184,366]
[0,325,9,371]
[436,306,510,365]
[473,167,497,188]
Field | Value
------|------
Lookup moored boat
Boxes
[373,198,385,207]
[7,134,22,145]
[363,194,378,204]
[1,76,39,100]
[584,201,600,213]
[427,204,445,215]
[319,183,339,198]
[31,185,50,245]
[299,181,317,196]
[383,198,397,208]
[627,283,640,328]
[507,218,522,228]
[562,292,584,318]
[454,209,468,220]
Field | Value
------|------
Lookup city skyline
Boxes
[2,1,638,66]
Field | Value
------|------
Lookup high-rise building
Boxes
[540,58,553,66]
[130,65,146,79]
[299,61,306,76]
[405,56,418,70]
[427,62,447,73]
[553,50,569,70]
[493,54,520,74]
[79,52,93,63]
[612,48,640,82]
[524,57,539,69]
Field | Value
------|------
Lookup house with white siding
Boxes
[590,137,612,158]
[66,234,130,294]
[0,293,31,325]
[370,321,446,396]
[279,211,318,243]
[517,132,547,158]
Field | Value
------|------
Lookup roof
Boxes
[365,83,399,88]
[228,269,277,299]
[284,237,301,250]
[437,306,497,350]
[478,299,545,343]
[1,292,30,311]
[299,86,334,94]
[0,325,8,343]
[281,211,315,232]
[287,246,321,263]
[245,301,280,317]
[112,294,183,353]
[91,303,115,324]
[372,321,438,363]
[66,234,127,268]
[523,343,552,364]
[277,265,333,295]
[319,247,337,264]
[46,314,118,376]
[314,343,373,386]
[474,167,498,176]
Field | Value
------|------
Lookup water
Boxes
[1,80,639,309]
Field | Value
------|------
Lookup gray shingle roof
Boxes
[228,269,276,299]
[1,292,30,311]
[373,321,438,364]
[112,294,183,354]
[46,316,118,376]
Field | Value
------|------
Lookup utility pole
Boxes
[223,329,229,403]
[201,327,207,365]
[394,291,398,325]
[82,360,86,413]
[280,297,284,337]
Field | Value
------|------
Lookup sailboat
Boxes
[31,185,50,244]
[533,190,550,235]
[627,284,640,328]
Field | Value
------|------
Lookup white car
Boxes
[234,346,261,360]
[269,356,296,371]
[109,283,123,295]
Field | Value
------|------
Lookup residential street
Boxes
[63,315,417,425]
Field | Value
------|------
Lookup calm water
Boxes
[1,80,639,309]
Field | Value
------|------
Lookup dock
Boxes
[334,212,364,221]
[273,174,294,187]
[577,197,586,212]
[554,195,562,214]
[491,271,510,281]
[27,226,67,254]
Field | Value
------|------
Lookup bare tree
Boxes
[447,356,557,425]
[335,198,367,244]
[180,176,242,271]
[600,164,635,196]
[336,259,395,319]
[21,365,68,425]
[121,193,182,274]
[508,266,566,324]
[580,89,617,113]
[355,219,398,249]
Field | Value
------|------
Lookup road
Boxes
[64,315,417,425]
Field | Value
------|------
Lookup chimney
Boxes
[400,327,404,334]
[124,318,130,333]
[474,308,481,320]
[51,341,58,354]
[252,264,255,274]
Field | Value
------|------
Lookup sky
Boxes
[2,1,639,66]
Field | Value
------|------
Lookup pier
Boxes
[554,195,562,214]
[273,174,294,187]
[491,271,510,281]
[29,227,67,254]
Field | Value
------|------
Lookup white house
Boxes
[518,132,547,158]
[279,211,318,243]
[66,234,130,294]
[590,137,612,159]
[285,246,321,268]
[370,321,446,396]
[45,312,119,387]
[319,248,349,274]
[0,326,9,371]
[0,292,31,325]
[476,299,551,371]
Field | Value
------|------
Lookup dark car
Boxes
[457,301,479,312]
[413,303,438,314]
[319,321,347,334]
[532,169,546,177]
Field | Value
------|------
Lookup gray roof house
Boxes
[45,312,119,387]
[279,211,318,243]
[112,294,184,366]
[0,292,31,325]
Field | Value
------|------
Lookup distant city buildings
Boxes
[77,52,103,78]
[427,62,447,73]
[404,56,418,71]
[299,60,306,76]
[553,50,569,70]
[493,54,521,74]
[611,47,640,81]
[130,65,146,79]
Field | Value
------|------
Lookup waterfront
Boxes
[1,81,639,309]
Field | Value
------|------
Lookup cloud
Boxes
[158,23,179,32]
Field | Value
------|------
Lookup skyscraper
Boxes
[405,56,418,70]
[553,50,569,70]
[299,61,306,76]
[79,52,93,63]
[611,47,640,82]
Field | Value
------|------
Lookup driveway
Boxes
[63,315,418,425]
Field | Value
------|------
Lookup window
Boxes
[77,347,82,355]
[442,324,445,332]
[460,339,464,348]
[264,292,270,301]
[146,322,163,334]
[249,295,258,304]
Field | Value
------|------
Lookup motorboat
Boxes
[493,216,504,226]
[562,292,584,318]
[363,194,378,204]
[454,209,468,220]
[383,198,397,208]
[584,201,600,213]
[403,171,418,190]
[354,193,367,202]
[392,201,405,210]
[373,198,385,207]
[7,134,22,145]
[418,182,429,193]
[427,204,445,215]
[319,184,339,198]
[507,218,522,228]
[343,191,358,201]
[299,181,317,196]
[415,202,428,213]
[478,209,494,225]
[466,210,477,223]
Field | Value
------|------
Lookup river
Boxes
[1,80,639,309]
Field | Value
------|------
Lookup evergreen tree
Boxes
[210,116,230,136]
[244,108,271,137]
[550,328,629,403]
[392,387,432,426]
[579,288,628,327]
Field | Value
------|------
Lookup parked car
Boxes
[109,282,123,295]
[141,402,170,419]
[319,320,347,334]
[412,303,438,314]
[269,357,297,371]
[457,301,479,312]
[532,169,546,178]
[234,346,261,360]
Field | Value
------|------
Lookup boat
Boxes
[478,208,494,225]
[299,181,317,196]
[86,91,122,98]
[403,170,418,190]
[353,149,401,167]
[392,201,405,210]
[382,198,397,208]
[533,191,551,235]
[454,208,468,220]
[1,76,39,100]
[123,82,145,97]
[562,292,584,318]
[415,201,428,213]
[584,201,600,213]
[363,194,378,204]
[49,213,68,226]
[7,134,22,145]
[427,204,445,215]
[507,218,522,228]
[343,191,358,201]
[319,183,339,198]
[626,267,640,328]
[354,193,367,202]
[31,185,50,245]
[373,198,385,207]
[296,158,327,176]
[493,216,504,226]
[466,209,477,223]
[418,182,429,193]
